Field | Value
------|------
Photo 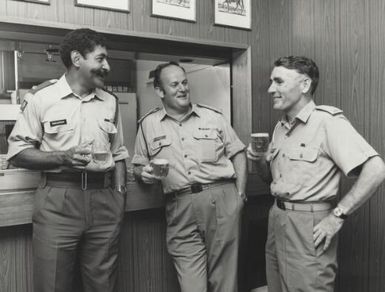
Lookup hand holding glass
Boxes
[150,158,169,178]
[92,142,109,162]
[250,133,270,154]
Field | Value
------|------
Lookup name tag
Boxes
[50,119,67,127]
[153,135,166,142]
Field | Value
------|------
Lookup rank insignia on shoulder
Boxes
[20,100,28,112]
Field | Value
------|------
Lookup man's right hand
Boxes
[141,164,161,184]
[62,141,92,168]
[246,143,272,162]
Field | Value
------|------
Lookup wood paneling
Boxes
[0,0,384,291]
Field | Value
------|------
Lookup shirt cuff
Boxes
[131,154,149,166]
[226,139,246,158]
[112,146,129,162]
[344,150,379,177]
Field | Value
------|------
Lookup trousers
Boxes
[165,181,244,292]
[266,203,338,292]
[32,183,125,292]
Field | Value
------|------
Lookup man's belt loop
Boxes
[81,171,87,191]
[39,172,47,188]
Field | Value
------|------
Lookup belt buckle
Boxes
[276,199,286,210]
[191,184,203,193]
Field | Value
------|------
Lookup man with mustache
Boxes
[247,56,385,291]
[132,62,247,292]
[7,28,129,292]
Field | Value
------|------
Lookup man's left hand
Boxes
[313,214,344,251]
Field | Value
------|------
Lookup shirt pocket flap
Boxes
[99,120,118,134]
[150,137,172,152]
[270,147,280,160]
[288,147,318,162]
[193,129,217,140]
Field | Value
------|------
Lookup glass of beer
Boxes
[250,133,270,154]
[150,158,169,179]
[92,142,109,162]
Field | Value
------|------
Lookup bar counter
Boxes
[0,169,271,291]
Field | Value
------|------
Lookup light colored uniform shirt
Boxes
[270,100,378,202]
[7,75,129,172]
[132,104,245,193]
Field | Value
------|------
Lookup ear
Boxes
[70,50,82,68]
[301,77,312,94]
[155,87,165,99]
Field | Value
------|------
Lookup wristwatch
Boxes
[333,207,347,219]
[115,185,127,194]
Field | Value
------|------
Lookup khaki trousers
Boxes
[266,204,338,292]
[32,185,125,292]
[166,182,244,292]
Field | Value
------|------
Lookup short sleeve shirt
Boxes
[269,101,378,201]
[7,75,129,171]
[132,104,245,193]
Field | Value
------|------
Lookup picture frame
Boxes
[12,0,50,4]
[152,0,196,22]
[75,0,130,13]
[214,0,251,30]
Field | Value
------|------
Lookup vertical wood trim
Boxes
[232,47,251,145]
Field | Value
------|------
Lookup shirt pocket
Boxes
[149,137,172,158]
[193,129,219,163]
[287,146,318,162]
[287,146,320,185]
[98,120,118,143]
[99,120,118,134]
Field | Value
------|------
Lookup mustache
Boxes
[91,69,109,78]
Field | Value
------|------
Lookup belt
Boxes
[166,180,234,197]
[276,198,333,212]
[44,171,112,190]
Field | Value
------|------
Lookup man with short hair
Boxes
[247,56,385,291]
[7,28,129,292]
[132,62,247,292]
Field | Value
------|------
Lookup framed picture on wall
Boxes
[214,0,251,30]
[75,0,130,12]
[152,0,196,22]
[12,0,50,4]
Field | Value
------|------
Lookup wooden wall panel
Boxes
[1,0,385,290]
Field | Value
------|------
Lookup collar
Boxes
[158,103,199,122]
[57,74,103,101]
[279,100,316,127]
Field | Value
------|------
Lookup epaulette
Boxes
[101,88,118,101]
[138,107,162,124]
[29,79,57,95]
[196,103,222,114]
[315,105,343,115]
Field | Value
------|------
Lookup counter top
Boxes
[0,171,268,228]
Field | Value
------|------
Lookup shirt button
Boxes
[188,171,191,175]
[184,154,188,158]
[181,138,185,141]
[282,153,285,157]
[179,123,182,127]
